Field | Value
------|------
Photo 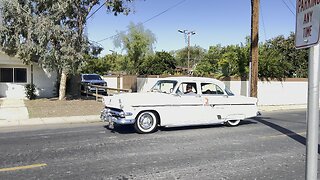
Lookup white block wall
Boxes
[257,81,308,105]
[102,76,123,89]
[103,76,309,106]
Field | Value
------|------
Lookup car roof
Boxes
[162,76,225,87]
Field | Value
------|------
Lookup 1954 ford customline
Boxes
[100,77,260,134]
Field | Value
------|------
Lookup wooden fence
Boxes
[81,84,131,101]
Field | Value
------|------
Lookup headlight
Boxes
[118,111,133,117]
[119,111,125,118]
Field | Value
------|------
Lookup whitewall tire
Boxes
[225,119,241,127]
[134,111,158,134]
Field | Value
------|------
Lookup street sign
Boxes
[295,1,320,49]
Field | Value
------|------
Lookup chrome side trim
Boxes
[132,103,256,108]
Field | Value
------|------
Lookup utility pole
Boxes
[250,0,259,97]
[178,29,196,73]
[187,33,191,71]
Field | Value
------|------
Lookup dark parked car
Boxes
[81,74,107,94]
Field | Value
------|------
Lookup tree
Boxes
[193,45,220,77]
[258,43,292,81]
[81,53,127,75]
[264,33,308,78]
[256,33,308,80]
[114,22,156,74]
[0,0,134,100]
[81,56,111,75]
[193,60,216,76]
[140,51,176,75]
[193,45,222,76]
[174,45,206,68]
[193,44,249,79]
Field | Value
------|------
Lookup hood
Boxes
[102,92,175,109]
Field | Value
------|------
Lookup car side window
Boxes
[201,83,224,95]
[176,82,197,95]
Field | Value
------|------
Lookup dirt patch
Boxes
[24,98,104,118]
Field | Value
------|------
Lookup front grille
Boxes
[106,107,124,118]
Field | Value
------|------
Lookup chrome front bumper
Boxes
[100,108,135,126]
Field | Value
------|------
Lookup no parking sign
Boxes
[295,0,320,49]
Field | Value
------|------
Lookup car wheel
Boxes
[225,120,240,127]
[134,111,158,134]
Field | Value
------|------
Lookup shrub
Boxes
[25,84,37,100]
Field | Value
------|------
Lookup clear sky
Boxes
[86,0,296,56]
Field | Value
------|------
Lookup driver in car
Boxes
[185,84,196,95]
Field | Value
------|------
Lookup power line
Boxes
[96,0,188,43]
[142,0,187,24]
[286,0,295,11]
[281,0,295,16]
[86,1,106,21]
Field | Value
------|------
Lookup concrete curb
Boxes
[258,104,307,112]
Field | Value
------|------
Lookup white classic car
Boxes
[100,77,260,133]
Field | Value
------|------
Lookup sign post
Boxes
[296,1,320,179]
[306,44,320,180]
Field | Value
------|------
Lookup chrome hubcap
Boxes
[139,114,154,130]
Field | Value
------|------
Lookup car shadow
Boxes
[103,120,257,134]
[103,125,136,134]
[252,116,320,154]
[160,120,256,132]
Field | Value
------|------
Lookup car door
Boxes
[160,82,213,126]
[177,82,221,125]
[199,83,232,123]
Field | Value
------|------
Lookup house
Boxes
[0,52,57,99]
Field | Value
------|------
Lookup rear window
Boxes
[201,83,224,95]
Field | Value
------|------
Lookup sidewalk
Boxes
[0,98,308,128]
[0,115,100,127]
[0,98,29,121]
[0,98,101,128]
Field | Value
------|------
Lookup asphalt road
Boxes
[0,110,313,180]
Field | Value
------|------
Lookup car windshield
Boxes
[151,80,177,94]
[83,74,102,80]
